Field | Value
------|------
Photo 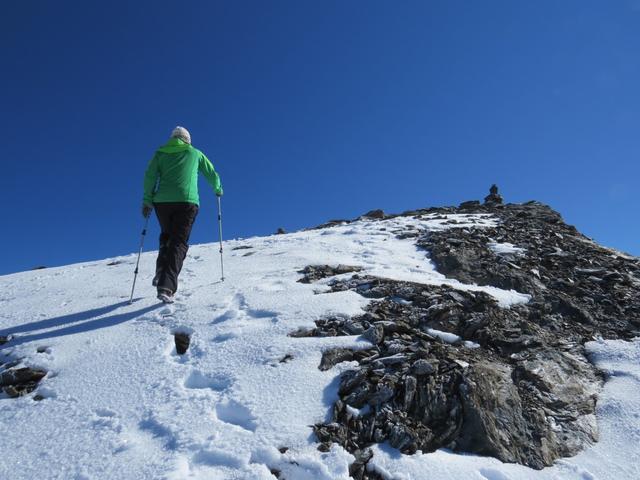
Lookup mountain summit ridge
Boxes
[306,200,639,477]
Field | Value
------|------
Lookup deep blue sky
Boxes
[1,0,638,275]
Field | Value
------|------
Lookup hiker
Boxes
[142,126,223,303]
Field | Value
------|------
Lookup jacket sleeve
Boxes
[198,152,223,196]
[143,154,159,205]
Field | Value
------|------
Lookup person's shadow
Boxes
[0,300,163,349]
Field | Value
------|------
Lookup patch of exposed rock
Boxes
[297,198,639,477]
[419,201,640,339]
[0,366,47,398]
[297,265,363,284]
[1,339,48,398]
[312,278,601,472]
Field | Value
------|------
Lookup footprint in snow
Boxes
[92,408,122,433]
[479,468,512,480]
[211,292,278,326]
[212,332,238,343]
[255,280,287,293]
[183,370,232,392]
[211,310,237,325]
[138,412,179,450]
[191,448,245,469]
[215,398,258,432]
[160,305,175,317]
[210,293,243,323]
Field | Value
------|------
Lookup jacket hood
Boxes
[157,138,192,153]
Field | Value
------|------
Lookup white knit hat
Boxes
[171,126,191,144]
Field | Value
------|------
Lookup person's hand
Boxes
[142,204,153,218]
[216,188,223,197]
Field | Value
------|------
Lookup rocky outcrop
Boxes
[298,265,363,284]
[311,277,602,472]
[0,366,47,398]
[360,210,387,220]
[419,201,639,339]
[299,200,639,477]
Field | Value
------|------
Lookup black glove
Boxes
[142,204,153,218]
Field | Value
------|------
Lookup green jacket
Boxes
[143,138,223,206]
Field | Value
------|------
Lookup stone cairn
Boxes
[484,184,503,205]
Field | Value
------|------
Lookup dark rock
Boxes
[411,359,436,376]
[0,336,8,346]
[309,219,352,230]
[362,324,384,345]
[319,348,355,371]
[458,361,544,468]
[270,468,282,478]
[367,380,396,406]
[0,367,47,387]
[349,448,376,480]
[396,231,420,240]
[279,354,294,363]
[459,200,480,210]
[4,384,38,398]
[404,375,417,410]
[276,228,286,235]
[174,333,191,355]
[388,424,417,451]
[231,245,253,250]
[361,209,386,220]
[345,321,366,335]
[288,328,316,338]
[298,265,363,284]
[1,367,47,398]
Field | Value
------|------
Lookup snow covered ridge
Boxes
[0,200,639,480]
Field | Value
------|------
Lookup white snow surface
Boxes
[0,213,638,479]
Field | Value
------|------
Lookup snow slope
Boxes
[0,213,638,480]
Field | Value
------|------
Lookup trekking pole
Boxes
[129,215,150,304]
[217,196,225,281]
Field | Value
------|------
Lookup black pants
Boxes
[154,202,198,293]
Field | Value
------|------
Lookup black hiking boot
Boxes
[157,288,175,304]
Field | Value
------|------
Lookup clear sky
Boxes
[1,0,638,275]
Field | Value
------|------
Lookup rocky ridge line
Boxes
[297,198,639,478]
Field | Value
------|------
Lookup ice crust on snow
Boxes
[0,213,637,479]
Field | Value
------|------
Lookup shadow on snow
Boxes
[0,300,163,348]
